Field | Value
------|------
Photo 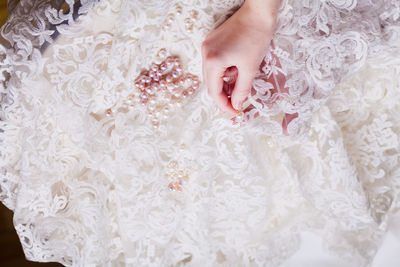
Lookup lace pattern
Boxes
[1,0,400,266]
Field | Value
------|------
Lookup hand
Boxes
[201,0,280,115]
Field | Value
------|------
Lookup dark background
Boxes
[0,203,62,266]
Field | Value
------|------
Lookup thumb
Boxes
[231,68,254,110]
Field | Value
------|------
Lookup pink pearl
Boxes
[152,82,160,91]
[160,63,167,71]
[140,75,147,83]
[166,83,175,91]
[166,57,174,66]
[172,70,179,78]
[151,64,159,71]
[159,80,167,89]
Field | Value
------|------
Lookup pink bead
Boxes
[159,80,167,89]
[160,63,167,71]
[166,75,173,83]
[166,57,174,66]
[172,70,179,78]
[151,64,159,71]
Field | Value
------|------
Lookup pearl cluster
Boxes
[105,56,199,129]
[165,160,190,192]
[162,5,199,32]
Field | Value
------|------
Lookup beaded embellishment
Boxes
[164,143,194,192]
[105,56,199,129]
[165,160,190,192]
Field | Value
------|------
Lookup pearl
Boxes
[152,83,159,91]
[167,15,174,24]
[157,48,167,59]
[190,10,198,19]
[126,55,199,130]
[175,66,183,74]
[140,92,148,99]
[236,112,244,121]
[265,137,275,147]
[184,18,192,26]
[160,63,167,71]
[186,25,193,32]
[163,23,171,29]
[166,57,174,66]
[176,5,182,15]
[185,78,193,85]
[159,80,167,89]
[140,75,147,83]
[172,70,179,78]
[151,64,158,71]
[166,83,175,91]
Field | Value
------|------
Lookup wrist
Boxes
[242,0,280,30]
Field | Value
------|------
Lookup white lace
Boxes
[1,0,400,266]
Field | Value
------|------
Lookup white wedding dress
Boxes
[1,0,400,266]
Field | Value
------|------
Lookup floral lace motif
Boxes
[1,0,400,266]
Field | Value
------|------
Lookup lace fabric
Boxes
[0,0,400,266]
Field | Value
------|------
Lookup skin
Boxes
[202,0,281,116]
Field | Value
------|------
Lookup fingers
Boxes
[202,52,237,115]
[206,65,236,115]
[231,67,254,110]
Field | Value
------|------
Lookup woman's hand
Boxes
[201,0,280,115]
